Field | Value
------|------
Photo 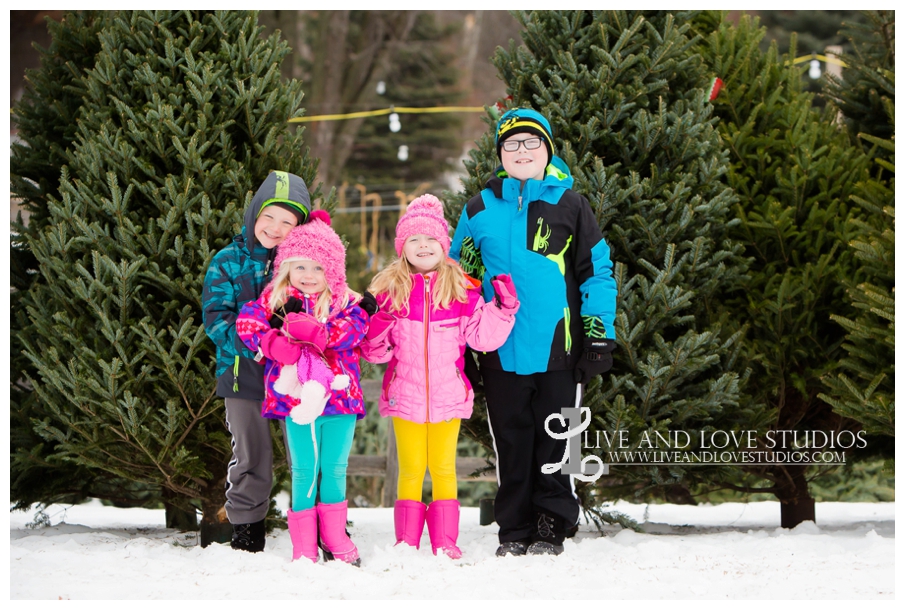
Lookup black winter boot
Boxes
[495,540,530,557]
[231,519,266,553]
[527,512,565,555]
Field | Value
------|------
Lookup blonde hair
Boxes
[269,257,334,320]
[368,255,468,315]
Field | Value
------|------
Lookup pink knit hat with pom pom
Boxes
[394,194,451,256]
[273,210,348,308]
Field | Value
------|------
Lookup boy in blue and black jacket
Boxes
[450,108,617,557]
[202,170,310,552]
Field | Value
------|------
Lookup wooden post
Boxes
[382,420,398,507]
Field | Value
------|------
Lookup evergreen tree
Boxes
[448,10,765,517]
[819,98,895,441]
[296,11,420,186]
[339,11,464,290]
[823,11,895,155]
[11,10,326,535]
[700,15,870,526]
[10,11,119,510]
[755,10,868,57]
[343,12,463,187]
[752,10,871,102]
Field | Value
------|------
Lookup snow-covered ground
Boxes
[9,497,894,600]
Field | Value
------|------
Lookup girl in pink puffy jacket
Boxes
[362,194,519,558]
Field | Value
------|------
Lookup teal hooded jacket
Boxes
[201,171,311,398]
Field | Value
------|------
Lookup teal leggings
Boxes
[285,414,357,511]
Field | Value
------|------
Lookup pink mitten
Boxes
[366,311,397,340]
[260,329,302,365]
[491,274,520,313]
[282,312,328,353]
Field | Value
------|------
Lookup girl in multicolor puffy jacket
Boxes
[362,194,520,558]
[237,210,367,565]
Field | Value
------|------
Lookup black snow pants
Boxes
[482,368,580,543]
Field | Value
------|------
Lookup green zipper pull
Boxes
[564,307,572,355]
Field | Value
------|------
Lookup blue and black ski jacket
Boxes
[450,157,617,375]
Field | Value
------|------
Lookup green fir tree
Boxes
[448,10,766,520]
[10,11,124,511]
[819,98,895,442]
[343,12,463,187]
[754,10,868,57]
[823,11,895,156]
[700,15,871,526]
[337,11,464,291]
[11,10,328,536]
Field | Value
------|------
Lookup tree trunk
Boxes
[777,465,816,528]
[162,487,198,531]
[199,487,232,548]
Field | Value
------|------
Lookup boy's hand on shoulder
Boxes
[574,338,616,384]
[270,297,304,330]
[260,329,302,365]
[283,312,328,353]
[360,291,379,316]
[366,310,396,340]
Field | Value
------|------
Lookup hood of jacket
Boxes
[242,171,312,248]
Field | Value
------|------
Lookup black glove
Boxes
[574,338,616,384]
[270,297,304,330]
[360,291,379,317]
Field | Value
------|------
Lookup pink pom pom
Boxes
[310,209,332,226]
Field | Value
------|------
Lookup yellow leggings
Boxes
[392,417,460,502]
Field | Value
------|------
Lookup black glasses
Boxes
[501,137,543,152]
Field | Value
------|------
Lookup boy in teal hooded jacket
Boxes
[202,170,310,552]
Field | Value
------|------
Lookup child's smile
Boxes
[254,205,298,249]
[288,258,327,295]
[500,134,548,183]
[403,234,443,274]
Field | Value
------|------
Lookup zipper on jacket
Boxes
[264,248,275,276]
[382,367,397,402]
[232,356,240,392]
[518,195,523,211]
[564,307,572,356]
[456,368,469,397]
[423,276,431,422]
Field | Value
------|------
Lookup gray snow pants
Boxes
[223,398,288,524]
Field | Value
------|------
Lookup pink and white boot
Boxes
[287,508,318,563]
[426,499,462,559]
[394,499,426,548]
[316,501,360,566]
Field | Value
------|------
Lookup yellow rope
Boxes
[290,52,846,124]
[790,53,848,68]
[289,105,486,123]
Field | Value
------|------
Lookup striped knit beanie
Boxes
[495,108,555,160]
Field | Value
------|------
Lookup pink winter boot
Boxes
[394,499,426,549]
[426,499,462,559]
[316,501,360,566]
[286,508,318,563]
